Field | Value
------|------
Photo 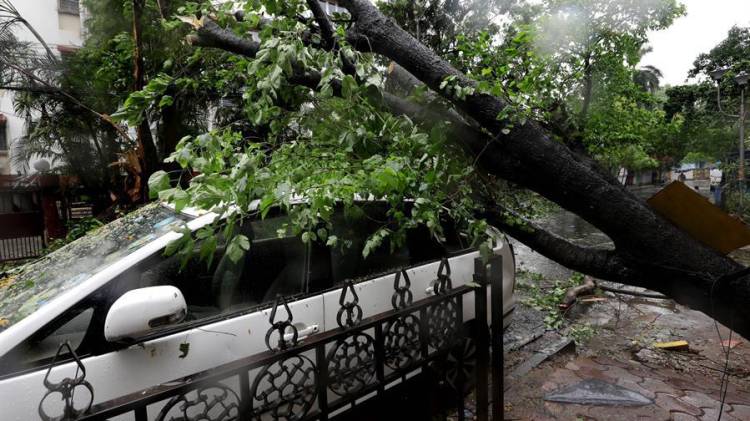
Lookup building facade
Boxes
[0,0,85,175]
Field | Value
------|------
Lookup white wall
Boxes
[0,0,84,175]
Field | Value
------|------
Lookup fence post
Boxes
[489,255,503,420]
[473,257,489,421]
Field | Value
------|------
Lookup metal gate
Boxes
[0,211,45,262]
[39,256,503,421]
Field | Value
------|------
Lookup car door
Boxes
[319,204,505,333]
[0,212,325,421]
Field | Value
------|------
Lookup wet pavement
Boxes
[503,190,750,420]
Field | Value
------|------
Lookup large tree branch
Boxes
[185,18,260,57]
[182,6,750,338]
[336,0,750,338]
[482,207,631,280]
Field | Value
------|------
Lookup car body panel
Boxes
[0,205,516,421]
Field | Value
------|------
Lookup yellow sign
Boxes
[647,181,750,255]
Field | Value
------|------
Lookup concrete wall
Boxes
[0,0,84,175]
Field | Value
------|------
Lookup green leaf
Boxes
[158,95,174,108]
[341,75,357,99]
[199,235,218,269]
[172,189,189,212]
[148,170,171,198]
[226,234,250,263]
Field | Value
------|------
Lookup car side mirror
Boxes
[104,286,187,342]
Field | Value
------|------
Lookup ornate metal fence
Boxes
[41,256,502,421]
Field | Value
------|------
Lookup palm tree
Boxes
[634,65,663,94]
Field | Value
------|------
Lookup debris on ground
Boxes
[723,339,742,349]
[579,296,607,304]
[508,336,574,379]
[504,256,750,420]
[544,378,652,406]
[559,276,596,309]
[654,340,689,351]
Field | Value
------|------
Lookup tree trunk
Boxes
[132,0,159,201]
[337,0,750,337]
[579,55,594,125]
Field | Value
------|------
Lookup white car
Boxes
[0,201,515,420]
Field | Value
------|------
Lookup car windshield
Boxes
[0,203,192,332]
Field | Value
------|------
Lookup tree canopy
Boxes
[7,0,750,338]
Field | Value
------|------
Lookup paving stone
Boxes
[576,365,611,381]
[697,405,739,421]
[604,365,645,384]
[639,377,685,397]
[542,381,558,392]
[668,377,717,395]
[528,413,557,421]
[593,356,633,369]
[670,412,700,421]
[544,401,668,421]
[618,379,657,400]
[632,366,671,381]
[729,403,750,419]
[565,361,581,371]
[678,390,721,409]
[722,385,750,406]
[576,358,608,372]
[655,393,704,416]
[549,368,582,386]
[585,404,669,420]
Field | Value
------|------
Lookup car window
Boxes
[13,308,94,365]
[0,299,101,376]
[116,213,308,322]
[0,203,191,332]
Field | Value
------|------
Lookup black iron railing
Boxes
[41,256,502,421]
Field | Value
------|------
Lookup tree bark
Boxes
[132,0,159,201]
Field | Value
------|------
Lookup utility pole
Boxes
[740,85,746,195]
[710,69,749,199]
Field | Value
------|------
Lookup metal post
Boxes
[740,87,746,198]
[454,296,465,421]
[238,371,251,421]
[315,344,329,421]
[473,258,489,421]
[489,255,503,420]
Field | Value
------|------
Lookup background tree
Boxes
[1,0,218,209]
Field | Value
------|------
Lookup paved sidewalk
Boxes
[503,292,750,420]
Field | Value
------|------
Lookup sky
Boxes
[640,0,750,87]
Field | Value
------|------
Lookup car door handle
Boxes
[284,324,319,342]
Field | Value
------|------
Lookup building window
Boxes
[58,0,80,15]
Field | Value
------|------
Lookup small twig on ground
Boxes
[599,284,668,299]
[559,275,596,309]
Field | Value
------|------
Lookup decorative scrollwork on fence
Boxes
[391,269,413,309]
[327,332,377,396]
[38,342,94,421]
[431,258,453,296]
[336,280,363,328]
[383,313,422,371]
[383,268,420,370]
[265,295,298,351]
[250,355,318,421]
[427,298,460,350]
[156,384,240,421]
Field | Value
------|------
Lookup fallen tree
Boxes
[171,1,750,338]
